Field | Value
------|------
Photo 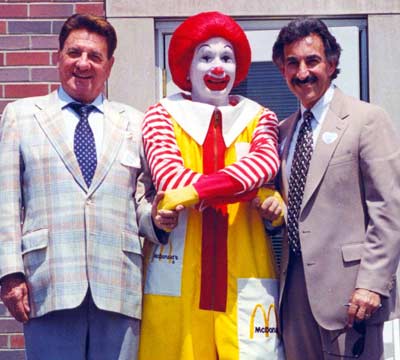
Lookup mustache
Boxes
[292,75,317,86]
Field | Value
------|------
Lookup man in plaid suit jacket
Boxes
[0,14,177,360]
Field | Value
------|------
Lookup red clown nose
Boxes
[211,66,225,76]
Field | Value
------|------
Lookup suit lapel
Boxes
[279,110,301,204]
[88,100,128,196]
[34,91,87,189]
[301,89,350,209]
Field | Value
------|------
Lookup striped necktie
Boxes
[287,110,314,255]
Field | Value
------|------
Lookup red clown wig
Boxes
[168,11,251,92]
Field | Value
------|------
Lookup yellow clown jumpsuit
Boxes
[139,94,284,360]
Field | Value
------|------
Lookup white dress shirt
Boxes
[58,87,105,159]
[286,84,335,179]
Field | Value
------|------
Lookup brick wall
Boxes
[0,1,105,358]
[0,1,104,116]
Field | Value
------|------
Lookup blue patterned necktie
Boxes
[287,110,314,255]
[69,103,97,187]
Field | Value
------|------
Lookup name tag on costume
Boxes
[144,210,188,296]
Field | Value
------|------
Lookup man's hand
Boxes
[347,288,381,326]
[252,187,284,227]
[253,196,282,221]
[152,191,184,232]
[0,273,30,323]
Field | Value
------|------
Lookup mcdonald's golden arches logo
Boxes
[152,242,178,264]
[249,303,279,339]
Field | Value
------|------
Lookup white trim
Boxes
[394,319,400,359]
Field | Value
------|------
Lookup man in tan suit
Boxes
[261,17,400,359]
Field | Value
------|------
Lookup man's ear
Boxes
[106,56,115,77]
[327,60,336,78]
[279,65,285,76]
[56,50,61,66]
[109,55,115,68]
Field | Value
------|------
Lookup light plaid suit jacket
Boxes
[0,90,160,319]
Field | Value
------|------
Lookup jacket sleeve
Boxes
[0,102,25,279]
[127,108,167,245]
[356,105,400,297]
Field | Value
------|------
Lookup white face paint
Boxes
[189,37,236,106]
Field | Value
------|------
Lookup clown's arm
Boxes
[142,103,282,221]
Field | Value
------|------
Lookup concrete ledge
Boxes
[107,0,400,18]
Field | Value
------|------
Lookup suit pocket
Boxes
[120,150,141,168]
[22,229,48,278]
[341,243,363,262]
[22,228,48,255]
[121,231,142,256]
[121,231,143,276]
[329,153,357,166]
[119,134,141,168]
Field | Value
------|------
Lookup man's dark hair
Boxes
[272,17,341,80]
[59,13,117,59]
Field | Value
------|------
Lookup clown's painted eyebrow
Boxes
[197,44,211,51]
[197,43,234,52]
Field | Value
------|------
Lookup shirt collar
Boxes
[58,86,105,113]
[300,83,335,124]
[160,93,262,147]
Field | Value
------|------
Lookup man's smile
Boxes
[73,73,92,80]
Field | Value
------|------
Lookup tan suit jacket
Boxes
[278,88,400,330]
[0,90,160,319]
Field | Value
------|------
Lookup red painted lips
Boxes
[204,74,231,91]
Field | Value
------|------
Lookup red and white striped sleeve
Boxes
[142,103,202,191]
[143,103,279,197]
[220,107,280,192]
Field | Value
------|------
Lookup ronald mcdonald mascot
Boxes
[139,11,285,360]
